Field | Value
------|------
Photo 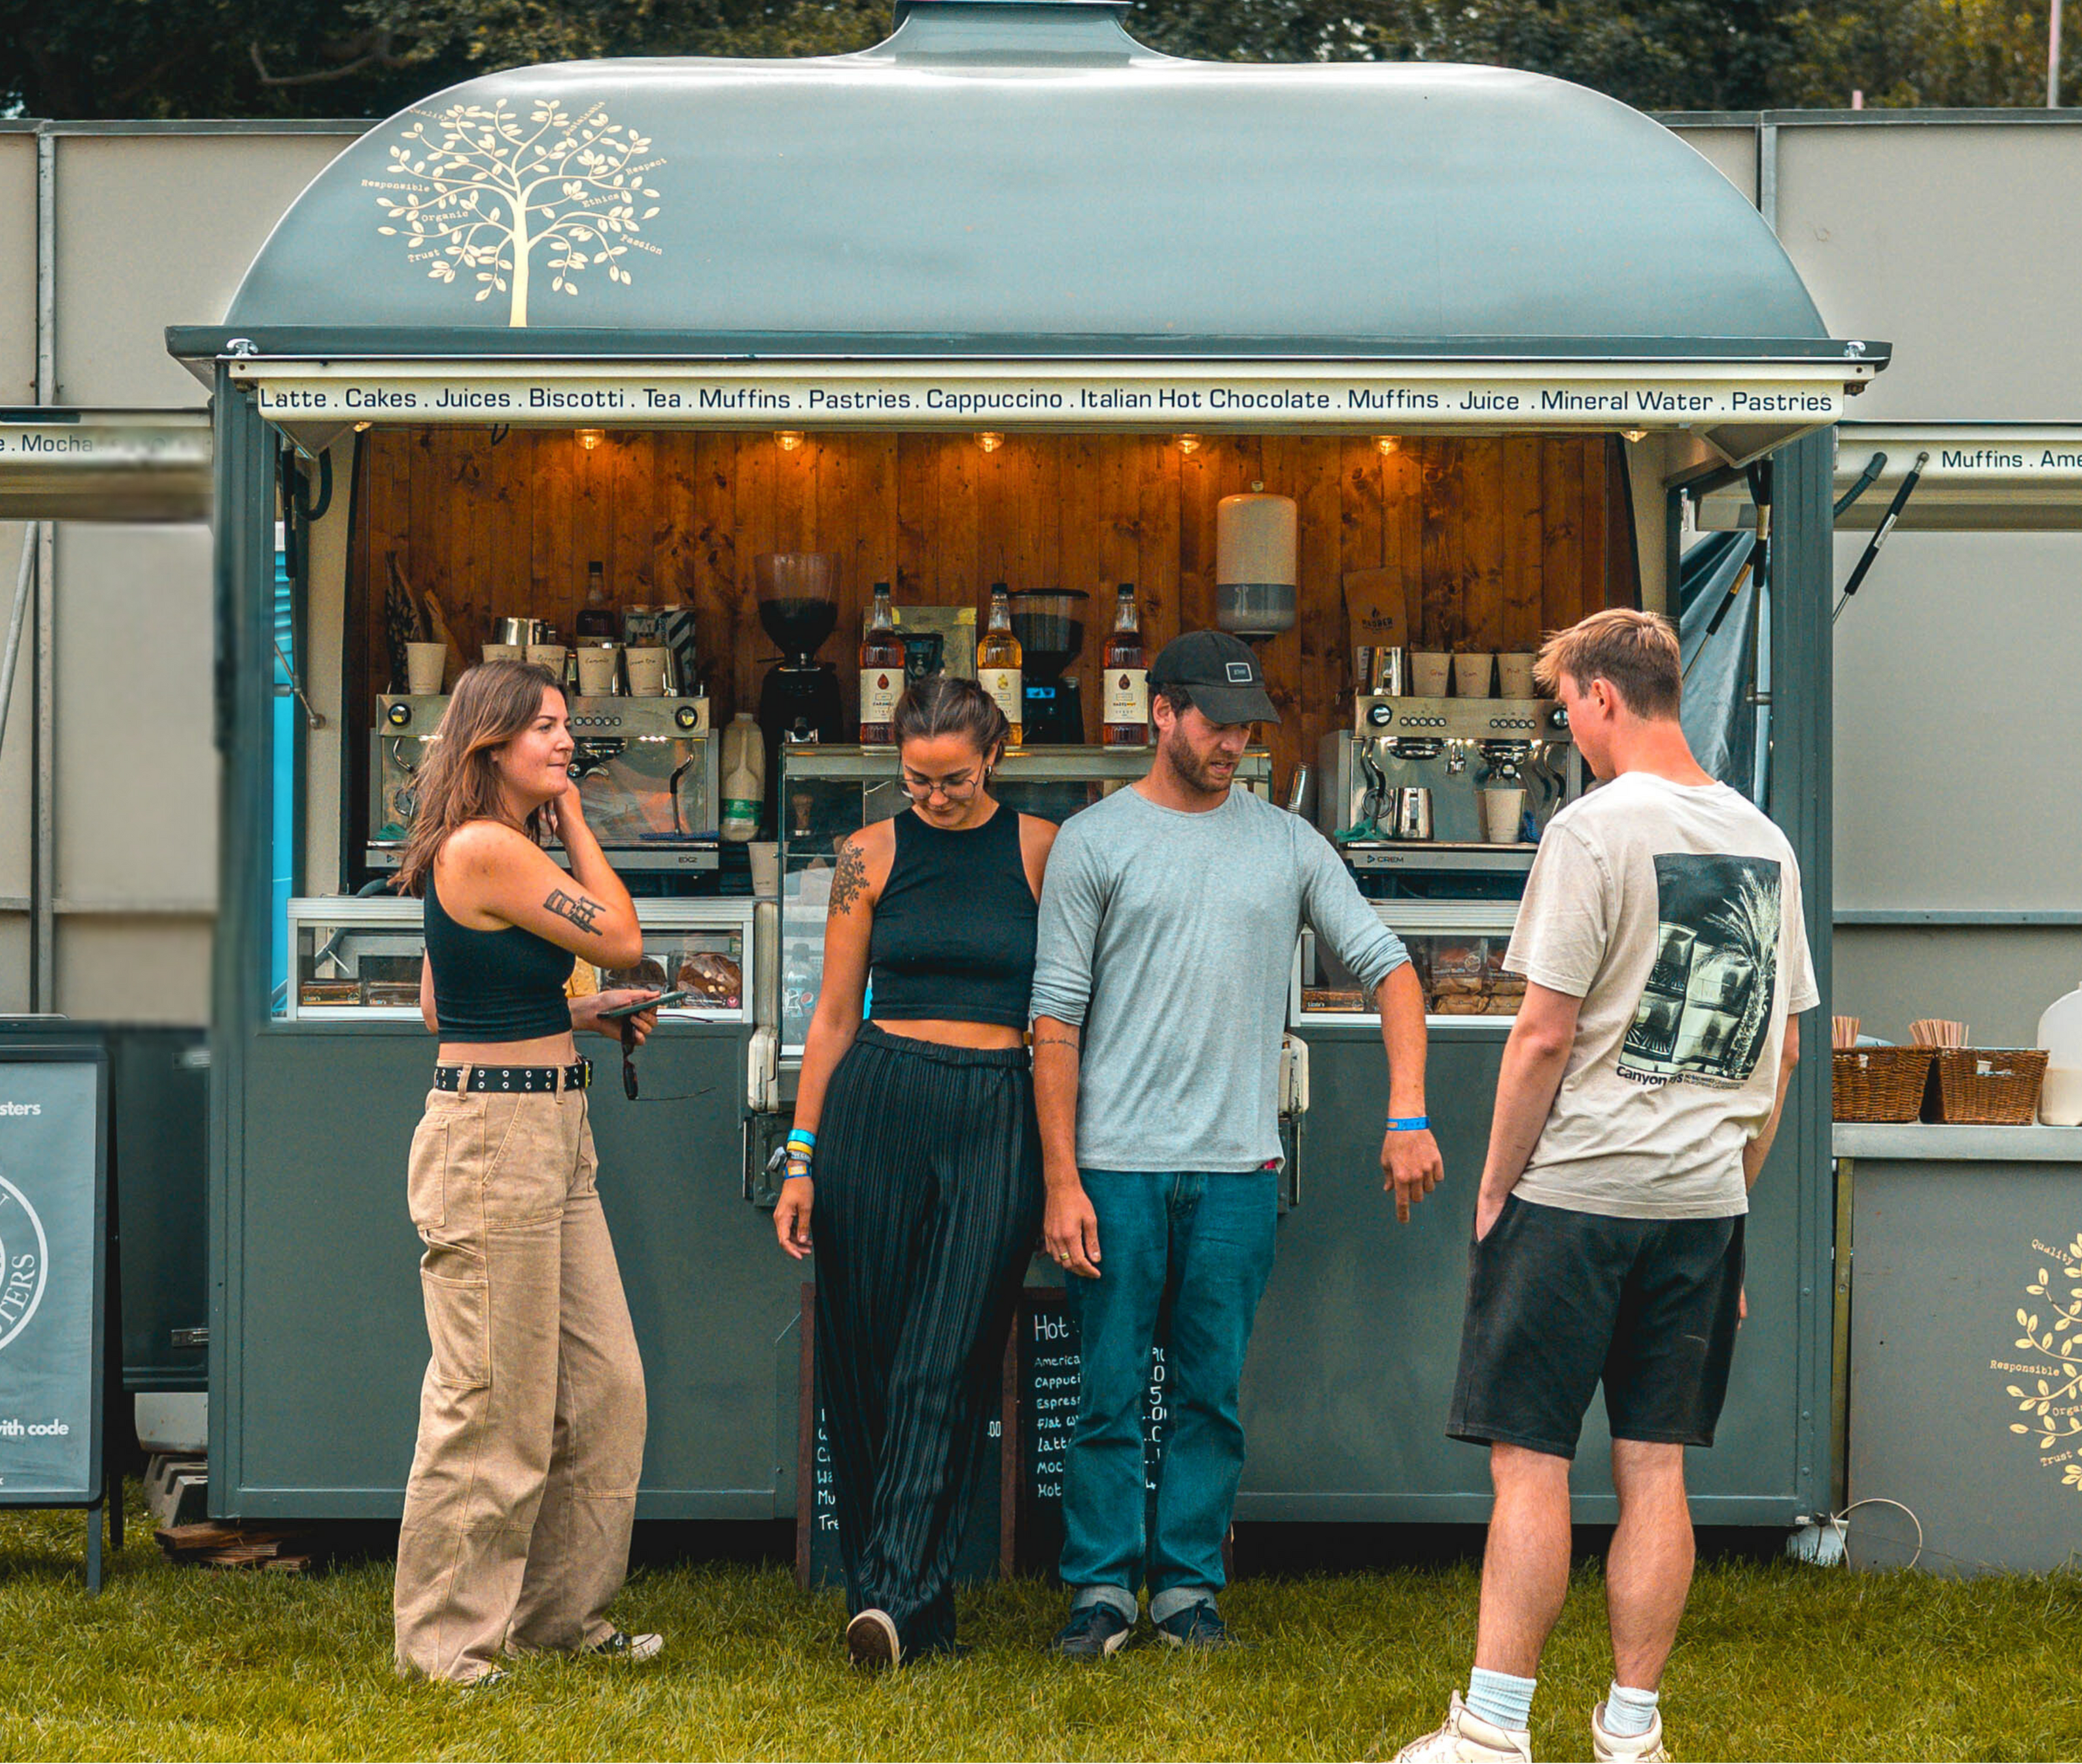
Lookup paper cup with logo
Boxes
[481,642,525,665]
[576,644,622,696]
[526,642,569,677]
[625,646,669,696]
[405,641,448,696]
[1453,651,1494,698]
[1497,651,1537,699]
[1482,787,1526,845]
[1409,651,1452,697]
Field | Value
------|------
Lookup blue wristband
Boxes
[786,1127,817,1148]
[1385,1115,1429,1132]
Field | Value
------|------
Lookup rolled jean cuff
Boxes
[1072,1583,1139,1622]
[1150,1584,1218,1626]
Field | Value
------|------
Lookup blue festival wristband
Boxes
[1385,1115,1429,1132]
[786,1127,817,1148]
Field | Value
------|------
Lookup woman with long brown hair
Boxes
[392,659,662,1687]
[772,673,1055,1669]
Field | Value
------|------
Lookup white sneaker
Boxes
[846,1607,901,1670]
[1390,1691,1534,1763]
[1590,1703,1669,1763]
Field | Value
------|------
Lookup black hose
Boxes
[1833,450,1887,519]
[1833,451,1928,623]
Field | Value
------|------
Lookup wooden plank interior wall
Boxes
[349,430,1638,796]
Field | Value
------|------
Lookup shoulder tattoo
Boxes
[829,840,869,917]
[543,886,605,935]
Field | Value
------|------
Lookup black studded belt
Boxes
[433,1059,592,1094]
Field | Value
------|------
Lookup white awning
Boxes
[227,356,1874,466]
[0,410,213,522]
[1699,424,2082,532]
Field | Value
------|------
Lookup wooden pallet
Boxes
[155,1522,312,1573]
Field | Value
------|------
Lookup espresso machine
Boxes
[369,694,720,873]
[1316,696,1582,873]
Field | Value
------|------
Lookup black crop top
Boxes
[868,806,1038,1030]
[424,869,575,1042]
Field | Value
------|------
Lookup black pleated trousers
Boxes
[813,1023,1042,1656]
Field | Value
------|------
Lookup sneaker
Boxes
[1050,1601,1135,1660]
[584,1629,664,1662]
[455,1667,508,1694]
[1591,1703,1668,1763]
[1389,1691,1534,1763]
[846,1608,901,1670]
[1154,1601,1243,1650]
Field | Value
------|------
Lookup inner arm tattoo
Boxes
[543,886,605,936]
[1034,1031,1081,1051]
[828,840,868,917]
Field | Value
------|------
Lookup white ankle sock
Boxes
[1603,1683,1660,1738]
[1465,1666,1536,1732]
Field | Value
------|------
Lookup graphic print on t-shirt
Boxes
[1617,853,1783,1088]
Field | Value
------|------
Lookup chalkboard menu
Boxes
[0,1048,107,1508]
[1014,1288,1167,1577]
[796,1284,1010,1591]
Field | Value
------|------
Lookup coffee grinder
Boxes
[755,552,845,826]
[1009,588,1088,744]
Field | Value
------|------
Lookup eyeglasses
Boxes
[899,767,982,800]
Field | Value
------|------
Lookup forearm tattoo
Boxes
[829,841,868,917]
[1034,1032,1081,1052]
[544,886,605,935]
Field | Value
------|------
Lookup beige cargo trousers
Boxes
[393,1074,647,1683]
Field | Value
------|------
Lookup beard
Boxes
[1158,724,1235,796]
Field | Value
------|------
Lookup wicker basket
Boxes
[1832,1047,1936,1122]
[1927,1048,2048,1126]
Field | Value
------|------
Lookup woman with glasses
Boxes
[774,673,1054,1668]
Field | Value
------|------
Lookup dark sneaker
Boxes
[455,1667,508,1692]
[846,1608,901,1670]
[1051,1601,1135,1660]
[584,1629,663,1662]
[1154,1601,1242,1650]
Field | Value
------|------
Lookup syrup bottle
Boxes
[858,581,904,744]
[978,583,1024,748]
[1102,582,1149,746]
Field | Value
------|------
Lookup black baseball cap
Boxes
[1149,630,1280,726]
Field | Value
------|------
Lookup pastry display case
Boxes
[1293,901,1524,1026]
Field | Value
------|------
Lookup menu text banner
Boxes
[232,359,1866,431]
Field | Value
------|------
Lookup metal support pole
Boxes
[33,128,55,1012]
[1771,428,1835,1515]
[2052,0,2065,107]
[1759,115,1780,235]
[0,530,34,761]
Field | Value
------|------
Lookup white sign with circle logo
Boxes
[0,1173,49,1353]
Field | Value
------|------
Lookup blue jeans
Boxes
[1059,1168,1278,1619]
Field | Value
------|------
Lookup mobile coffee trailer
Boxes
[170,0,1880,1534]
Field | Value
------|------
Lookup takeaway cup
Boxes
[1453,652,1494,698]
[748,841,781,897]
[481,642,525,665]
[1482,786,1526,845]
[1498,652,1537,699]
[526,642,569,676]
[625,646,669,696]
[1410,651,1452,697]
[405,642,447,696]
[577,644,622,696]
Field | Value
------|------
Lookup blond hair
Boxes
[396,661,563,895]
[1534,608,1681,720]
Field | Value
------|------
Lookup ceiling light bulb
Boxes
[577,427,606,450]
[776,430,805,452]
[978,431,1004,453]
[1176,433,1202,455]
[1374,435,1399,455]
[1621,428,1648,443]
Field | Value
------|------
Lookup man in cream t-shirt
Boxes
[1395,610,1817,1764]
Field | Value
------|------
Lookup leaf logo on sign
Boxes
[2001,1234,2082,1494]
[367,99,665,329]
[0,1173,49,1354]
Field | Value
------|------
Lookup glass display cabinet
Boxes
[774,745,1273,1055]
[282,896,757,1023]
[1293,900,1525,1025]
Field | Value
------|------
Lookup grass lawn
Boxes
[3,1495,2079,1761]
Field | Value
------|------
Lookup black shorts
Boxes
[1446,1195,1745,1460]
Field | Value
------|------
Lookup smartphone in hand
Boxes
[597,988,696,1020]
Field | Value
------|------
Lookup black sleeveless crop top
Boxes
[868,806,1038,1030]
[424,869,575,1042]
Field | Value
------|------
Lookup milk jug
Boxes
[720,712,763,843]
[2035,980,2082,1124]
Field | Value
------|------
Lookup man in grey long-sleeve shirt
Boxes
[1031,631,1443,1659]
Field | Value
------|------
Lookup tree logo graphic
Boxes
[366,99,664,328]
[2001,1232,2082,1496]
